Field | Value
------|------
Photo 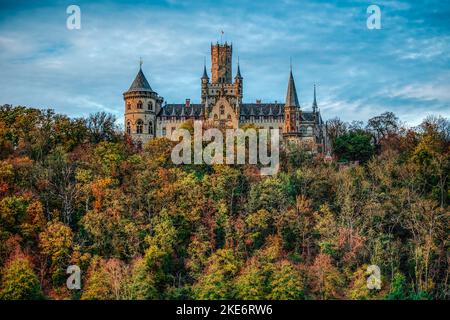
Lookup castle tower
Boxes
[283,68,301,136]
[201,62,209,104]
[203,42,242,112]
[123,61,163,146]
[211,42,232,84]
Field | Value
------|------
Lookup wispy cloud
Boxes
[0,0,449,126]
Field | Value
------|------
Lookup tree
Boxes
[0,120,13,159]
[36,148,79,224]
[128,258,158,300]
[333,131,375,162]
[385,272,408,300]
[193,249,240,299]
[326,117,347,147]
[245,209,273,250]
[86,112,118,144]
[0,196,28,235]
[247,175,291,214]
[366,112,399,146]
[309,254,344,299]
[20,200,46,239]
[268,260,304,300]
[39,220,73,285]
[0,255,43,300]
[81,257,114,300]
[234,259,266,300]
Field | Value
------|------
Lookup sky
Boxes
[0,0,449,126]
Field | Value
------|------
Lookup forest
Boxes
[0,104,448,300]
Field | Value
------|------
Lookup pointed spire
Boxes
[202,58,209,79]
[312,84,318,111]
[127,65,153,93]
[285,67,299,108]
[235,57,242,79]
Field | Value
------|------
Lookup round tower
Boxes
[123,61,163,147]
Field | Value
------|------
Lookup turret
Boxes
[234,60,243,104]
[312,84,318,113]
[283,66,301,135]
[123,60,163,145]
[201,61,209,103]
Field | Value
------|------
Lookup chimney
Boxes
[185,99,191,107]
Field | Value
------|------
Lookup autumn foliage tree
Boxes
[0,105,448,300]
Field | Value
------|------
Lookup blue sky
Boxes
[0,0,449,126]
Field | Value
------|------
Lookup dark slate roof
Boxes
[235,64,242,79]
[160,104,204,117]
[301,112,315,121]
[127,68,154,92]
[239,103,284,117]
[312,85,317,107]
[202,65,209,79]
[159,103,318,121]
[285,70,299,108]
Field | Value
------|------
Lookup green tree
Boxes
[193,249,240,299]
[39,220,73,285]
[0,255,43,300]
[334,131,375,163]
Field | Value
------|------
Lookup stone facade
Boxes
[123,43,328,153]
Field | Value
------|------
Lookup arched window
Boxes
[214,114,218,120]
[162,128,166,136]
[220,106,225,115]
[126,121,131,135]
[149,121,153,134]
[137,101,143,109]
[127,103,131,110]
[227,114,231,121]
[136,120,143,134]
[148,101,153,111]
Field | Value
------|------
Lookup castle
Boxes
[123,42,328,153]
